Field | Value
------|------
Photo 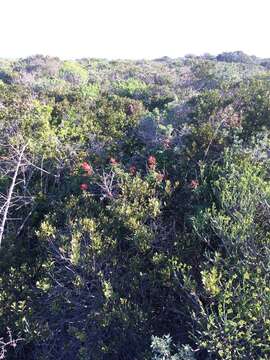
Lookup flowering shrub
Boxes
[189,179,199,189]
[81,161,93,175]
[147,155,157,170]
[80,183,89,191]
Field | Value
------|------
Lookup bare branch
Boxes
[0,144,27,247]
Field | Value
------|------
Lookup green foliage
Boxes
[237,79,270,139]
[197,265,270,359]
[190,151,270,359]
[21,100,57,156]
[60,60,89,84]
[77,83,100,99]
[114,78,149,98]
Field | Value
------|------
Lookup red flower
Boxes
[81,162,93,175]
[147,155,157,170]
[109,157,118,166]
[129,165,137,176]
[80,183,89,191]
[189,179,199,190]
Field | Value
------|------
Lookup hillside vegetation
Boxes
[0,51,270,359]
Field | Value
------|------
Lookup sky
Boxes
[1,0,270,60]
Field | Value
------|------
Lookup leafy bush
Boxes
[60,61,89,84]
[190,150,270,359]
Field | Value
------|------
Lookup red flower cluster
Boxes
[129,165,137,176]
[81,161,93,176]
[189,179,199,190]
[80,183,89,191]
[147,155,157,170]
[109,157,118,166]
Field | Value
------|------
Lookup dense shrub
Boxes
[0,54,270,359]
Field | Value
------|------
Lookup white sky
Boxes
[1,0,270,59]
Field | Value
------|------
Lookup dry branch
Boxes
[0,145,27,246]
